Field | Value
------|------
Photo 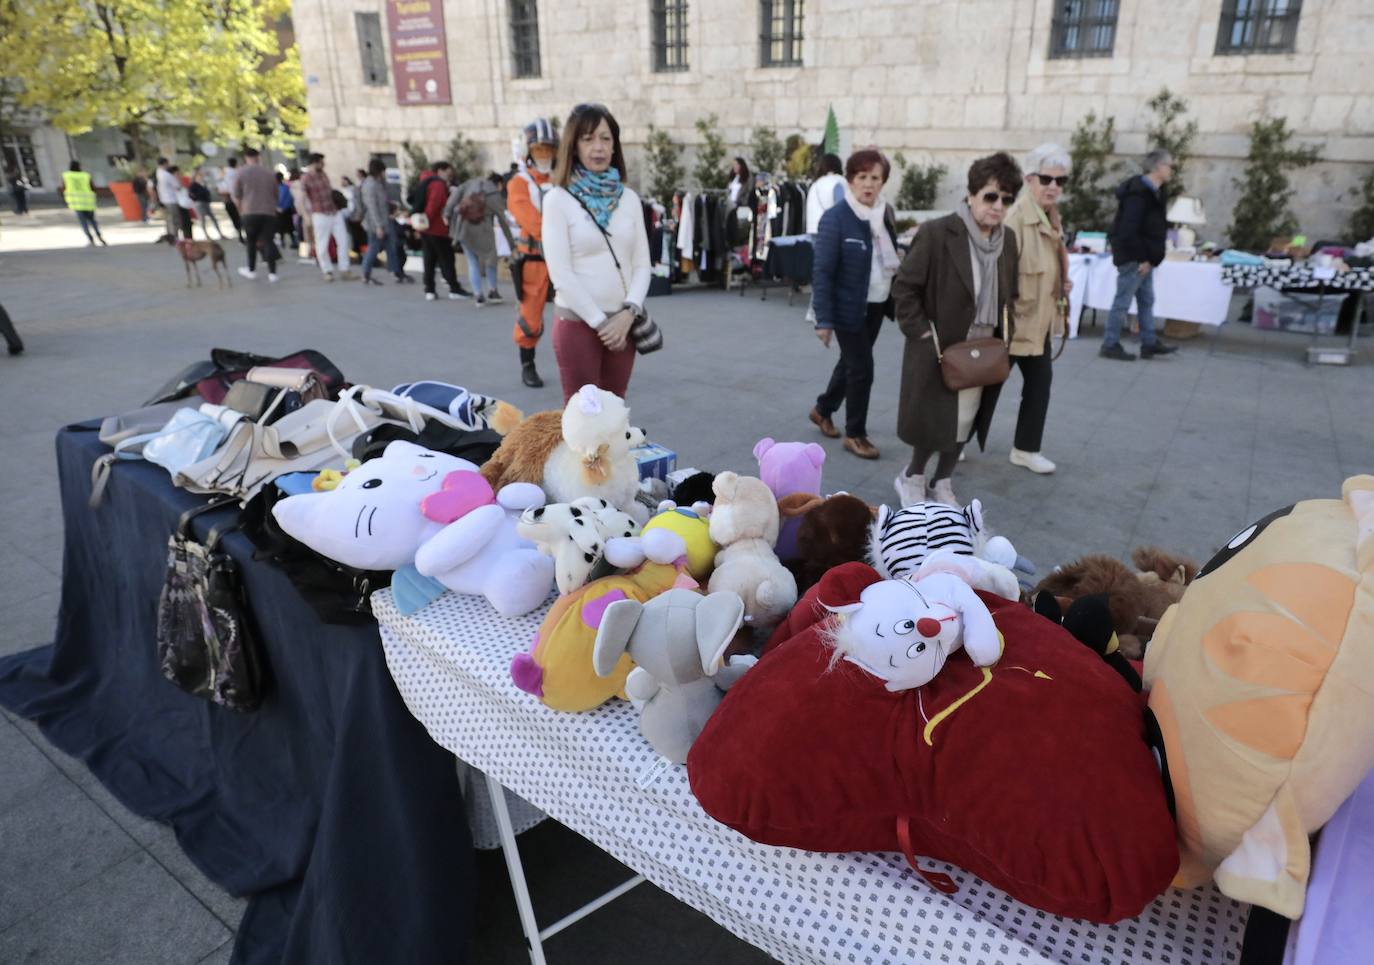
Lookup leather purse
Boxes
[930,307,1011,392]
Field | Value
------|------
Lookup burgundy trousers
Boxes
[552,314,636,403]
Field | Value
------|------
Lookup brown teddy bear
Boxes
[781,493,877,594]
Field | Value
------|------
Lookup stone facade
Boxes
[295,0,1374,242]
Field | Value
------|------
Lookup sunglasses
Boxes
[980,191,1017,207]
[1032,173,1070,187]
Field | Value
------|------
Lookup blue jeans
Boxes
[1104,262,1157,348]
[385,220,407,277]
[466,251,498,295]
[361,228,385,278]
[75,209,104,242]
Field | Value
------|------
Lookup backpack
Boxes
[407,175,439,213]
[457,190,487,224]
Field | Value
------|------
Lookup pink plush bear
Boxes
[752,438,825,562]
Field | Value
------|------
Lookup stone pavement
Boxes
[1,203,1371,963]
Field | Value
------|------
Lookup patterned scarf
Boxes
[568,164,624,230]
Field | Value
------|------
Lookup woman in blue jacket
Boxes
[808,149,901,461]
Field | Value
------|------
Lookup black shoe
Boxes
[520,347,544,388]
[6,341,22,356]
[1099,343,1137,361]
[1141,342,1178,359]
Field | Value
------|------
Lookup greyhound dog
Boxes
[175,238,231,288]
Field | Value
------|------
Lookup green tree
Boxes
[444,133,483,185]
[1227,116,1321,251]
[1145,88,1198,197]
[693,113,729,190]
[749,126,785,178]
[0,0,305,167]
[1345,170,1374,243]
[1058,111,1122,235]
[890,152,946,210]
[644,125,685,208]
[402,140,430,197]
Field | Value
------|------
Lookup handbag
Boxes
[409,212,430,232]
[929,306,1011,392]
[128,405,243,476]
[156,498,264,711]
[223,367,328,425]
[569,193,663,355]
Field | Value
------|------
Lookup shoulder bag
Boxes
[929,306,1012,392]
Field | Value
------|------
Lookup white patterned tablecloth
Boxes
[374,587,1249,965]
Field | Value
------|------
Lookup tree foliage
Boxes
[693,113,729,190]
[444,133,483,186]
[1059,111,1121,235]
[1145,88,1198,197]
[891,152,946,210]
[749,126,785,178]
[783,134,813,180]
[1346,169,1374,244]
[1227,116,1321,251]
[0,0,306,165]
[644,125,684,208]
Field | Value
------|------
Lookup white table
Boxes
[1069,255,1233,331]
[374,588,1249,965]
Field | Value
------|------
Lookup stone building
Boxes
[294,0,1374,242]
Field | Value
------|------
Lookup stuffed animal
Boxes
[671,471,716,508]
[1144,476,1374,918]
[819,555,1002,691]
[1032,591,1142,692]
[517,498,642,594]
[707,472,798,630]
[592,588,754,763]
[754,438,825,562]
[868,499,1030,588]
[784,492,876,594]
[480,385,648,523]
[640,504,716,582]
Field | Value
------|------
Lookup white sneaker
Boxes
[959,449,967,462]
[929,478,960,507]
[323,271,334,282]
[894,471,926,507]
[1010,448,1056,474]
[237,267,256,280]
[267,272,279,283]
[425,292,437,302]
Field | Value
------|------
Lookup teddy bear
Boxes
[480,385,648,524]
[779,492,876,594]
[753,438,825,562]
[706,472,798,630]
[516,498,642,595]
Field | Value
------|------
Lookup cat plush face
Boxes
[273,441,478,571]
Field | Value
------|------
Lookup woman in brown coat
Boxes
[891,152,1022,508]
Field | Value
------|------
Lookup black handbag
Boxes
[156,498,265,711]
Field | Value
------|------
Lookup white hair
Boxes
[1025,143,1072,175]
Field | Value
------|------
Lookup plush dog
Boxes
[707,472,798,630]
[782,492,876,594]
[517,497,642,594]
[176,238,231,289]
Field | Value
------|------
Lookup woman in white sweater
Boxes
[541,103,651,403]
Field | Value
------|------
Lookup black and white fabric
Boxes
[454,759,547,850]
[1221,264,1374,292]
[374,588,1249,964]
[869,501,984,581]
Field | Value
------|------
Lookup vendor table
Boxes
[0,424,478,965]
[1070,255,1233,333]
[375,587,1251,965]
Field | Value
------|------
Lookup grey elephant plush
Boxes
[592,588,756,764]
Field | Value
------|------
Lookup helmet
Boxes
[523,118,559,156]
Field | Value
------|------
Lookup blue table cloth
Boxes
[0,423,476,964]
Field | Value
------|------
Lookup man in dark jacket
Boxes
[1101,149,1178,361]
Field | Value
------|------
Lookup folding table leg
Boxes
[486,775,550,965]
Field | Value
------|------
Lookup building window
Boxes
[355,12,387,86]
[651,1,689,73]
[1049,1,1119,59]
[1216,0,1303,55]
[509,0,541,79]
[760,1,803,68]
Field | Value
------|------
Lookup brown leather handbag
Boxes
[930,306,1011,392]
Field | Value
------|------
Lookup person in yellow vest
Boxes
[63,161,107,247]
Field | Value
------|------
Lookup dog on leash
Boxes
[175,238,231,288]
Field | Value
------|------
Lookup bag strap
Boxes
[1051,298,1069,361]
[928,305,1011,364]
[175,495,240,539]
[569,192,631,300]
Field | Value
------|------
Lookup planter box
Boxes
[108,181,144,222]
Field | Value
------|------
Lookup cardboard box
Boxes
[633,442,677,482]
[1163,319,1203,340]
[1253,286,1339,335]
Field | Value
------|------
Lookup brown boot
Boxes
[809,407,840,438]
[843,436,880,460]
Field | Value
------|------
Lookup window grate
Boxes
[510,0,541,79]
[1216,0,1303,55]
[355,12,387,86]
[1049,0,1119,59]
[651,0,690,73]
[760,0,803,68]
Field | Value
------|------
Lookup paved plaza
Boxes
[1,205,1371,963]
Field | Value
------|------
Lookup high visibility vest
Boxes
[62,170,96,212]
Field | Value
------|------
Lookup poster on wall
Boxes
[386,0,452,106]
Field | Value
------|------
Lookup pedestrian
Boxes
[542,103,652,403]
[1004,143,1073,475]
[219,157,244,242]
[233,147,282,282]
[289,168,314,264]
[172,167,195,239]
[808,148,900,462]
[0,301,23,356]
[891,152,1023,508]
[299,153,354,281]
[728,157,752,206]
[417,161,469,301]
[5,166,28,216]
[447,171,515,307]
[275,170,297,249]
[189,170,226,240]
[804,153,846,324]
[508,117,560,387]
[340,174,367,261]
[155,157,182,243]
[63,160,108,247]
[1101,149,1178,361]
[388,203,414,282]
[130,168,149,222]
[359,159,391,285]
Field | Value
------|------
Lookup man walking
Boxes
[300,153,353,281]
[418,161,467,300]
[1100,149,1178,361]
[63,161,107,246]
[155,157,181,244]
[234,148,282,283]
[219,157,245,242]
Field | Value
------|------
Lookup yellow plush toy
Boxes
[1144,475,1374,917]
[642,506,717,583]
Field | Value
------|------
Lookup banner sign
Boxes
[386,0,452,106]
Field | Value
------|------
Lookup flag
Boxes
[823,106,840,156]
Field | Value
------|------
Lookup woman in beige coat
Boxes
[1004,143,1073,475]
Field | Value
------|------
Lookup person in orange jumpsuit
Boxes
[508,118,560,388]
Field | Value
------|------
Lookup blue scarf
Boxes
[567,164,623,230]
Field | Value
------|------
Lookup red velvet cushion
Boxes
[687,564,1179,924]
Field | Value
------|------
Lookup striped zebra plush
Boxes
[868,499,989,581]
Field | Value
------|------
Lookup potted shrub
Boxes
[107,157,144,222]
